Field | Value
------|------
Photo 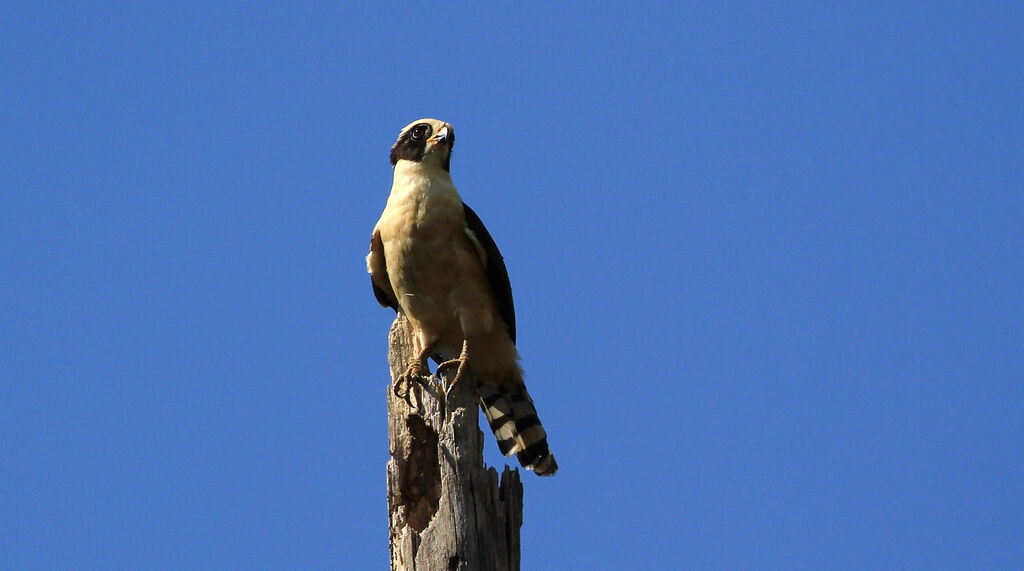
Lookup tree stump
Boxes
[385,315,523,571]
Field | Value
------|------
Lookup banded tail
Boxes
[478,382,558,476]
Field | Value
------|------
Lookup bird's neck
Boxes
[391,160,457,199]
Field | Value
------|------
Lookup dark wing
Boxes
[368,229,398,311]
[462,202,516,344]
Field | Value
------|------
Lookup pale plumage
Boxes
[367,119,557,476]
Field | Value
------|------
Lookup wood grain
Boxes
[386,315,523,571]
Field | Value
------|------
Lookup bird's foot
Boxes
[394,362,431,409]
[437,358,469,396]
[435,358,460,379]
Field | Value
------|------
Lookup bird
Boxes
[367,118,558,476]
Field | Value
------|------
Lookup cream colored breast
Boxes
[380,162,462,241]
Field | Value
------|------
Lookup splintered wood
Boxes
[385,315,523,571]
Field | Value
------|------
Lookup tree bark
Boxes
[386,315,523,571]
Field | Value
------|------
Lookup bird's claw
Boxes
[436,358,468,396]
[435,358,460,378]
[394,363,431,409]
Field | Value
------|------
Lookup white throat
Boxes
[390,159,458,202]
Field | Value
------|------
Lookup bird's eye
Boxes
[411,124,430,140]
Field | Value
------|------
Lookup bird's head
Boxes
[390,118,455,172]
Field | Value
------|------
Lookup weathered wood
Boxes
[386,315,523,571]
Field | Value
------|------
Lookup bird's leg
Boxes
[437,339,470,395]
[394,344,433,408]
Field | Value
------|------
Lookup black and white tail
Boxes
[477,382,558,476]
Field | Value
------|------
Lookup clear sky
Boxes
[2,3,1021,569]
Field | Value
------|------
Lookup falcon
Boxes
[367,118,558,476]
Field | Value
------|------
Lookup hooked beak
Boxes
[430,126,450,145]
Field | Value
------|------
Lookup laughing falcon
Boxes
[367,118,558,476]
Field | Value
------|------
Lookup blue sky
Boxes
[2,2,1021,569]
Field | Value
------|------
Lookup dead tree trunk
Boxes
[385,315,523,571]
